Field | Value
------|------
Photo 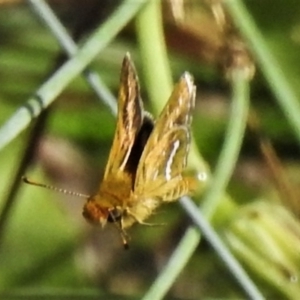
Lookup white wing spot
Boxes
[197,171,208,182]
[165,140,180,181]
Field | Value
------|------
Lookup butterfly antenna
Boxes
[22,176,90,198]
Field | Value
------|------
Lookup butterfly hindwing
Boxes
[134,127,191,199]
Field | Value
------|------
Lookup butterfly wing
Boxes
[134,72,196,200]
[135,127,195,200]
[143,72,195,144]
[103,53,144,180]
[121,129,190,229]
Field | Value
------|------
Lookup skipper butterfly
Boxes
[23,53,197,248]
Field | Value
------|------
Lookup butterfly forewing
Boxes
[103,53,144,180]
[147,72,195,144]
[83,54,145,228]
[134,73,196,200]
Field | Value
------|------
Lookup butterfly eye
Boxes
[82,200,109,227]
[108,207,123,223]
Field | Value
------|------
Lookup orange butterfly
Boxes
[24,53,197,248]
[82,53,197,244]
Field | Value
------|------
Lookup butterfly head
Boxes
[82,197,125,228]
[83,196,130,249]
[82,199,107,227]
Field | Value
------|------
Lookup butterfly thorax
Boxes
[82,177,131,227]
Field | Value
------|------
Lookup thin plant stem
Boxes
[0,110,50,243]
[27,0,117,115]
[0,0,145,152]
[224,0,300,146]
[135,0,208,176]
[142,70,255,299]
[137,1,260,298]
[201,70,249,218]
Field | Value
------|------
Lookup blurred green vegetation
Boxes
[1,1,300,299]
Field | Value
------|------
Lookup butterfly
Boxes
[23,53,197,248]
[82,53,197,247]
